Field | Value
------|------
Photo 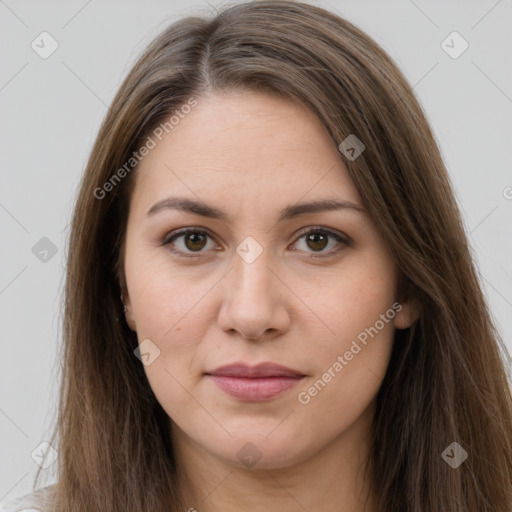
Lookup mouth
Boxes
[204,362,306,402]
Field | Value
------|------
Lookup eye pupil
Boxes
[306,232,328,251]
[185,232,207,251]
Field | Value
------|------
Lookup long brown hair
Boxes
[35,1,512,510]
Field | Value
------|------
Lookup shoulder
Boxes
[0,485,56,512]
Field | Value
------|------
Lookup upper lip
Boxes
[206,362,305,378]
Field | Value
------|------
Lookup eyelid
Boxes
[162,227,217,246]
[290,226,351,258]
[162,227,219,258]
[293,225,351,244]
[162,225,351,258]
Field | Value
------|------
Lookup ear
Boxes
[393,296,421,330]
[121,291,137,332]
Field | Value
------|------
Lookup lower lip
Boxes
[207,375,304,401]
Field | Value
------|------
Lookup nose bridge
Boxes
[230,238,275,302]
[217,236,289,339]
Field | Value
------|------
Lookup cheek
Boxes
[304,290,396,391]
[305,254,397,351]
[124,245,216,396]
[295,257,397,410]
[126,258,212,419]
[126,242,212,338]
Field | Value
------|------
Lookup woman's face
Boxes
[122,90,416,470]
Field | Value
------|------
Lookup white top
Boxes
[0,485,55,512]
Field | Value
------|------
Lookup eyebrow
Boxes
[146,196,365,223]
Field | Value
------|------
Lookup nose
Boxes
[217,249,291,341]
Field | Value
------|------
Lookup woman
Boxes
[3,1,511,511]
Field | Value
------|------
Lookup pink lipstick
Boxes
[205,362,305,401]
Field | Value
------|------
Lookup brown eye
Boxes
[305,232,329,251]
[292,228,350,258]
[183,232,208,251]
[163,229,216,258]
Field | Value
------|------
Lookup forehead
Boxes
[130,90,362,215]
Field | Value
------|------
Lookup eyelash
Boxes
[161,227,351,260]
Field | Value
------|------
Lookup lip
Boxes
[205,362,305,401]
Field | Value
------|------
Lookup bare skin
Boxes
[122,90,418,511]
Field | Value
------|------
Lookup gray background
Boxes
[1,0,511,501]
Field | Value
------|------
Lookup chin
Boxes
[205,431,314,471]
